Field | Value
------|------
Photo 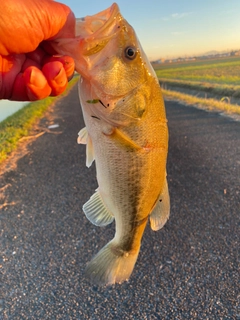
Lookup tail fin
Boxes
[85,240,139,285]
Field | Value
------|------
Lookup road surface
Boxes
[0,84,239,319]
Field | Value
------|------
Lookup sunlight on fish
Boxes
[53,3,170,286]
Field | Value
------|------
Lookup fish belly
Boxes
[81,79,168,285]
[87,103,168,242]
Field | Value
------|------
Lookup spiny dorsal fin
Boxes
[77,127,95,168]
[150,177,170,231]
[83,190,114,227]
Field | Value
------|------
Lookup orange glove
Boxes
[0,0,76,101]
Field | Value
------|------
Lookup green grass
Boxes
[155,56,240,85]
[153,56,240,113]
[0,76,79,163]
[159,78,240,98]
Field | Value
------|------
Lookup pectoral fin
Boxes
[77,127,95,168]
[77,127,88,144]
[150,177,170,231]
[83,190,114,227]
[107,128,142,151]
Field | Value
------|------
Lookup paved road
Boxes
[0,84,239,319]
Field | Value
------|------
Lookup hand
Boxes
[0,0,76,101]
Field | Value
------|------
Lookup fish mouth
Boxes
[76,3,121,56]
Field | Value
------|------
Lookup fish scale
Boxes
[53,2,170,285]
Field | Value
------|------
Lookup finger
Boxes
[26,47,46,66]
[11,64,69,101]
[42,61,68,96]
[21,58,41,72]
[11,70,51,101]
[1,52,73,101]
[11,73,29,101]
[25,48,75,80]
[0,54,25,99]
[0,0,75,55]
[43,55,75,80]
[23,67,52,100]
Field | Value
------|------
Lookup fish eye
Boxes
[124,46,137,60]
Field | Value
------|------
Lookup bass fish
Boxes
[54,3,170,285]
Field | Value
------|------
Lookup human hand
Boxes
[0,0,76,101]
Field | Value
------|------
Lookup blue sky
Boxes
[59,0,240,60]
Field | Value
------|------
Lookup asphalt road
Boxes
[0,84,239,319]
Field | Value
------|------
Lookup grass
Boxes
[159,78,240,98]
[155,56,240,85]
[153,56,240,114]
[162,88,240,116]
[0,76,79,163]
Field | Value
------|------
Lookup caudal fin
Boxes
[85,240,139,285]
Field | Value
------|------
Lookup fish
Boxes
[53,3,170,285]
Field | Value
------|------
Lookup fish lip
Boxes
[76,3,121,55]
[86,3,119,38]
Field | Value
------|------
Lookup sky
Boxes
[58,0,240,60]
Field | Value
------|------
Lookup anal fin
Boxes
[150,177,170,231]
[83,190,114,227]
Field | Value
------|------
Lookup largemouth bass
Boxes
[54,3,170,285]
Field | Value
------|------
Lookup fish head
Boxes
[52,3,159,123]
[74,3,157,107]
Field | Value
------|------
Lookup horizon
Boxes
[59,0,240,60]
[151,48,240,62]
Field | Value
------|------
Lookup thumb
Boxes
[0,0,75,56]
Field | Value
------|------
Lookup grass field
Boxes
[153,56,240,104]
[153,56,240,115]
[154,56,240,85]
